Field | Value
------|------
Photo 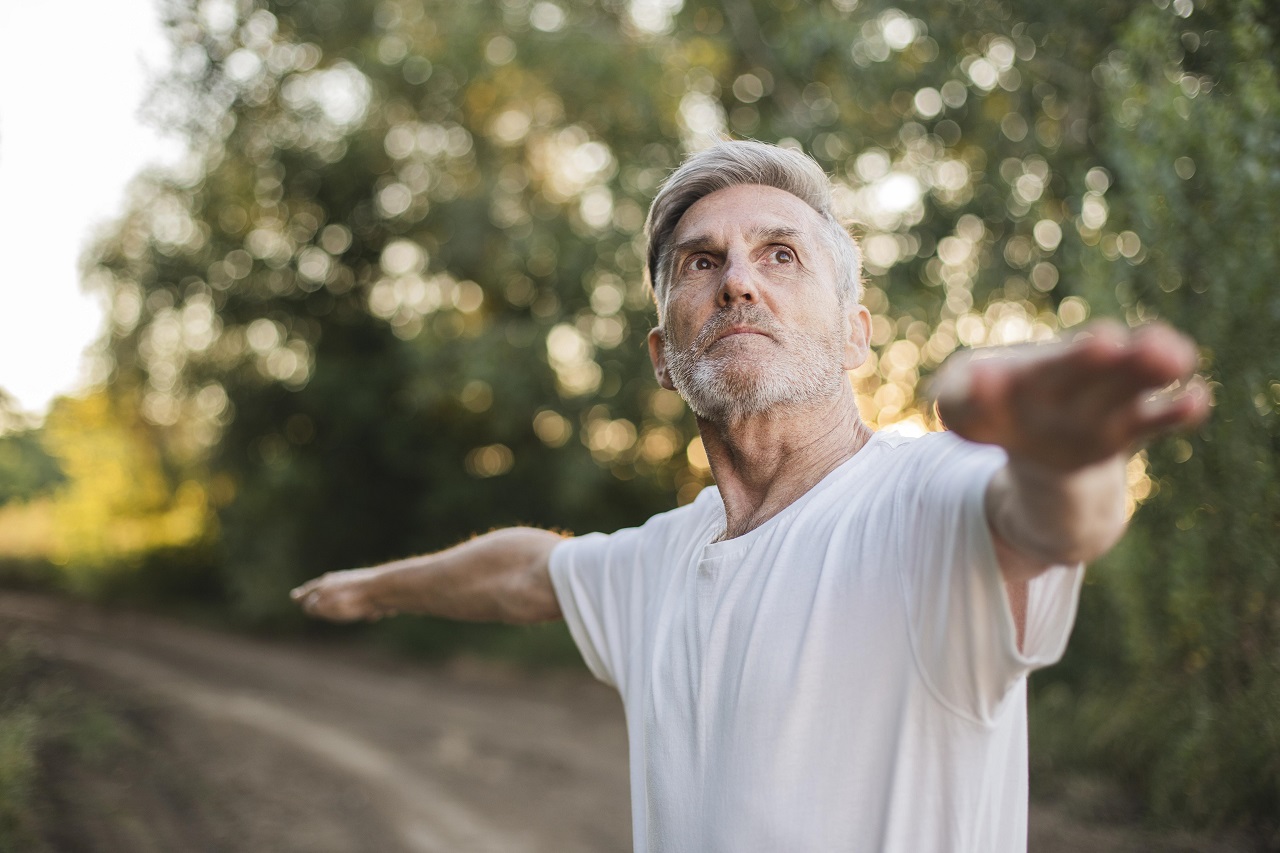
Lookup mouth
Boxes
[713,325,772,343]
[687,309,780,355]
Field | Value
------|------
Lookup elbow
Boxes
[496,532,564,625]
[517,587,563,624]
[499,573,562,625]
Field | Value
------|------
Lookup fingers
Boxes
[289,577,328,614]
[290,582,330,618]
[1105,324,1199,403]
[290,571,383,622]
[1087,325,1204,441]
[933,319,1207,469]
[1033,326,1151,406]
[932,357,1015,444]
[1120,374,1211,440]
[289,581,315,602]
[289,582,322,617]
[1016,321,1199,414]
[1129,322,1198,376]
[1064,324,1205,443]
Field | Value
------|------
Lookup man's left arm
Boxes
[934,321,1209,588]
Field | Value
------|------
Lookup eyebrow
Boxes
[749,225,807,245]
[670,225,808,261]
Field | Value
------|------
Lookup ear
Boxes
[843,303,872,371]
[648,326,677,390]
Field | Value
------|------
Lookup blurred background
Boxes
[1,0,1277,849]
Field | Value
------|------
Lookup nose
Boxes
[718,256,758,305]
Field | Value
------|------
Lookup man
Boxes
[292,140,1206,851]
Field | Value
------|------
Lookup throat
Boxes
[708,414,875,542]
[715,512,778,543]
[713,470,832,542]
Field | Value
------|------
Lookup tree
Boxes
[1033,1,1280,837]
[92,0,696,623]
[78,0,1278,833]
[0,390,64,507]
[0,391,212,600]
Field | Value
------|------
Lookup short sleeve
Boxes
[548,527,647,692]
[896,433,1084,724]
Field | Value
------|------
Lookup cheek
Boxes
[770,264,808,284]
[778,292,843,336]
[771,285,821,313]
[663,296,706,342]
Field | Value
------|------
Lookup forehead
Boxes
[671,184,825,245]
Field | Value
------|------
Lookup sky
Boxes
[0,0,180,420]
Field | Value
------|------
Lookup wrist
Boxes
[993,454,1128,565]
[1004,449,1125,490]
[353,565,397,612]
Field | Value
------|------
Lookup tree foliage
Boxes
[53,0,1280,834]
[1033,1,1280,837]
[0,391,65,508]
[0,392,212,598]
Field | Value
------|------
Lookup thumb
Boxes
[934,359,1012,443]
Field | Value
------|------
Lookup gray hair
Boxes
[644,139,863,308]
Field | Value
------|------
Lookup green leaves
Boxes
[53,0,1280,833]
[1066,1,1280,833]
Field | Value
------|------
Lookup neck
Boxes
[699,389,874,541]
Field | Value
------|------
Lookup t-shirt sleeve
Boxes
[896,433,1085,724]
[548,526,649,693]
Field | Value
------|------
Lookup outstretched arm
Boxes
[933,321,1208,583]
[290,527,565,625]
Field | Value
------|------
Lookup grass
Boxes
[0,634,45,852]
[0,632,129,853]
[0,708,39,851]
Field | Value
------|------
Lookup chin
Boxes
[678,365,842,422]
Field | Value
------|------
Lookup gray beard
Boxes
[663,305,847,423]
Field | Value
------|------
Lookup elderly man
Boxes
[292,140,1205,852]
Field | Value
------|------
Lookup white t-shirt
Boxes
[549,430,1084,853]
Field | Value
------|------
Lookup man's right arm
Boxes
[290,527,565,625]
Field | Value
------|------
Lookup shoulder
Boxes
[876,429,1006,472]
[554,485,720,560]
[830,430,1005,510]
[638,485,723,541]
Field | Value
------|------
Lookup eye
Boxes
[686,255,715,272]
[770,247,795,264]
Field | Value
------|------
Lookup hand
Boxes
[931,320,1209,471]
[290,567,397,622]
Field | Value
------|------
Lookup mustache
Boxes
[690,305,784,353]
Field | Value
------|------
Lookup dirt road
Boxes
[0,590,1249,853]
[2,590,630,852]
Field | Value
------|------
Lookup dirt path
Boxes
[2,590,630,852]
[0,590,1251,852]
